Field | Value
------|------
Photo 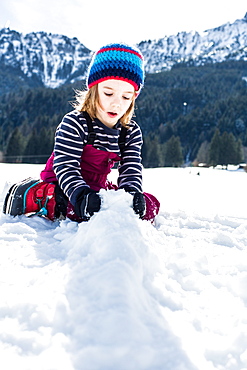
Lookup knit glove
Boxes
[75,188,101,220]
[123,187,146,219]
[133,192,146,218]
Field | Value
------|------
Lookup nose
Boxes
[111,96,121,107]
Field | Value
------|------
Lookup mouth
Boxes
[107,112,118,118]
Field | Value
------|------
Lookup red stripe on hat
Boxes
[88,76,139,92]
[96,47,143,60]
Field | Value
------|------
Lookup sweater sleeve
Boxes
[53,112,89,205]
[117,121,143,192]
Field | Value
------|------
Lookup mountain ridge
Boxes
[139,12,247,73]
[0,12,247,90]
[0,29,92,89]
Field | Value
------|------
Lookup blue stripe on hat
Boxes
[87,43,145,91]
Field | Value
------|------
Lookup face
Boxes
[96,79,135,128]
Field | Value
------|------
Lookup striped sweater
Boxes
[53,110,143,205]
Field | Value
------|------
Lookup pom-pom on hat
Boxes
[87,43,145,92]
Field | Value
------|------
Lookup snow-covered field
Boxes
[1,163,247,370]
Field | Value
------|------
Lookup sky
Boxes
[1,0,247,50]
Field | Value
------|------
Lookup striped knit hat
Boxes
[87,43,145,92]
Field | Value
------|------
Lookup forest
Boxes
[0,59,247,167]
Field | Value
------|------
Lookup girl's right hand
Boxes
[75,189,101,220]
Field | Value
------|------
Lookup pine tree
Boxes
[235,138,244,164]
[218,132,236,166]
[5,128,25,163]
[142,135,163,168]
[164,135,183,167]
[209,129,221,166]
[209,130,243,166]
[196,141,210,164]
[23,129,41,163]
[38,127,54,160]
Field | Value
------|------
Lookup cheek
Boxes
[124,99,133,111]
[95,100,103,117]
[97,95,105,111]
[98,95,108,109]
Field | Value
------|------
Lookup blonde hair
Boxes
[72,85,136,128]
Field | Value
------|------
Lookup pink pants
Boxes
[40,145,160,222]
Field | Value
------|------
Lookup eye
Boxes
[123,96,131,100]
[104,92,112,97]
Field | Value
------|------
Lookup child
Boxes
[4,43,160,222]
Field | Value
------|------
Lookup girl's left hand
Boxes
[133,192,146,219]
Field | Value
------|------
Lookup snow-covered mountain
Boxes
[0,29,92,88]
[140,12,247,73]
[0,12,247,88]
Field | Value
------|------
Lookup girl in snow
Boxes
[4,43,160,222]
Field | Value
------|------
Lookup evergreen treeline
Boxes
[0,60,247,166]
[0,85,75,163]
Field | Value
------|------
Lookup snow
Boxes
[1,163,247,370]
